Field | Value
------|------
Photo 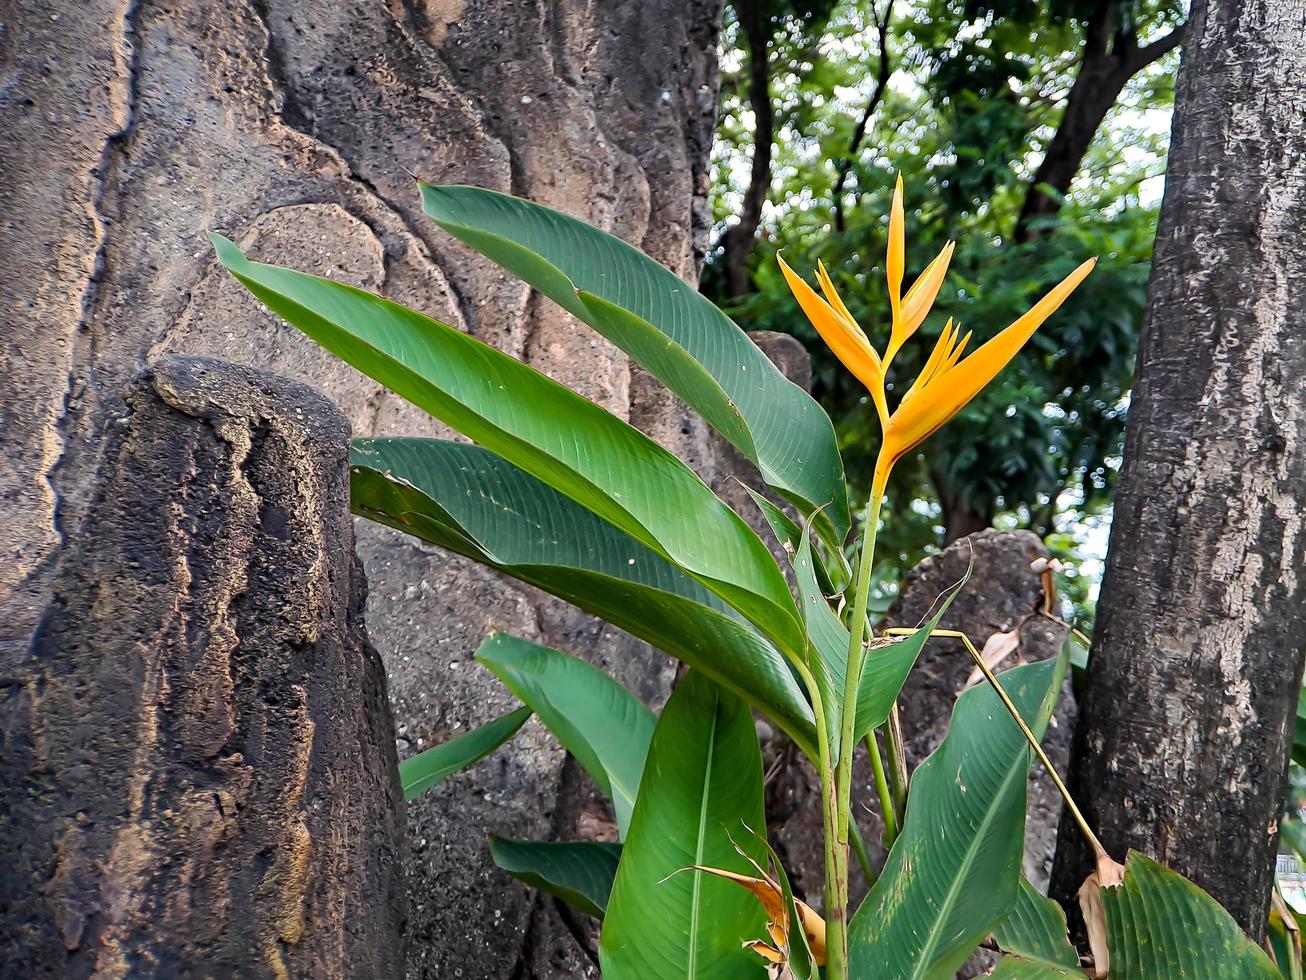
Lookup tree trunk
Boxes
[1013,4,1185,242]
[0,356,405,977]
[0,1,723,975]
[1050,0,1306,941]
[720,0,773,298]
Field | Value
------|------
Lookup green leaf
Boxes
[1099,852,1279,979]
[475,633,655,838]
[855,573,968,743]
[988,956,1085,978]
[849,656,1067,979]
[489,837,622,919]
[419,183,850,549]
[780,517,963,749]
[398,705,531,801]
[995,878,1080,970]
[600,672,769,979]
[350,438,817,756]
[212,235,804,656]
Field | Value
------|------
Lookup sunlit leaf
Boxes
[600,672,768,978]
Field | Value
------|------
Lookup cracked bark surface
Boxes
[1,1,723,975]
[1050,0,1306,942]
[0,355,404,977]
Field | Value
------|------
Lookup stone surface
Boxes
[882,530,1074,894]
[0,355,404,977]
[0,2,723,975]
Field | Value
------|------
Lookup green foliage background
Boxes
[703,0,1183,618]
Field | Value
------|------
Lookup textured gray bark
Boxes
[0,355,405,977]
[1,1,722,975]
[1050,0,1306,941]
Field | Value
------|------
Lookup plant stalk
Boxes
[789,656,846,978]
[829,482,885,976]
[867,727,899,845]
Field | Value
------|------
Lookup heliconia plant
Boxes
[214,178,1287,979]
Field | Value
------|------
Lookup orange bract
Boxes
[781,176,1095,495]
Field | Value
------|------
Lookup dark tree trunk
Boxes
[934,472,994,544]
[0,356,405,977]
[1050,0,1306,942]
[720,0,774,297]
[1014,4,1186,242]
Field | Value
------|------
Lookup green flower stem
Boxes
[867,727,899,846]
[829,486,885,979]
[788,656,846,978]
[850,821,878,887]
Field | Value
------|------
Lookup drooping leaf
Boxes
[350,438,817,756]
[489,836,622,919]
[419,183,850,549]
[994,877,1080,970]
[475,633,655,838]
[212,236,804,656]
[398,705,531,801]
[1097,852,1279,979]
[600,672,768,979]
[848,656,1067,978]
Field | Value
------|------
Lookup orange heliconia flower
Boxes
[778,175,1095,496]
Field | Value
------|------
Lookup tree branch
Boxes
[833,0,894,233]
[720,0,774,297]
[1014,8,1188,243]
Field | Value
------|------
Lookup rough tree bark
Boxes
[0,2,723,976]
[1051,0,1306,941]
[0,355,405,977]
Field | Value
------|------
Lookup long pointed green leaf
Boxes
[770,513,962,749]
[489,837,622,919]
[475,633,655,838]
[1099,852,1278,979]
[849,656,1067,979]
[212,236,804,656]
[350,438,817,755]
[995,878,1080,970]
[398,705,531,801]
[419,183,850,549]
[600,672,768,978]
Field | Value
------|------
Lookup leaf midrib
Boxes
[688,691,720,978]
[909,746,1031,978]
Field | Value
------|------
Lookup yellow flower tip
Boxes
[900,240,956,337]
[887,177,906,306]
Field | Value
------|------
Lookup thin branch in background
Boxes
[833,0,894,233]
[720,0,775,297]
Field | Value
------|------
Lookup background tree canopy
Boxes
[704,0,1185,617]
